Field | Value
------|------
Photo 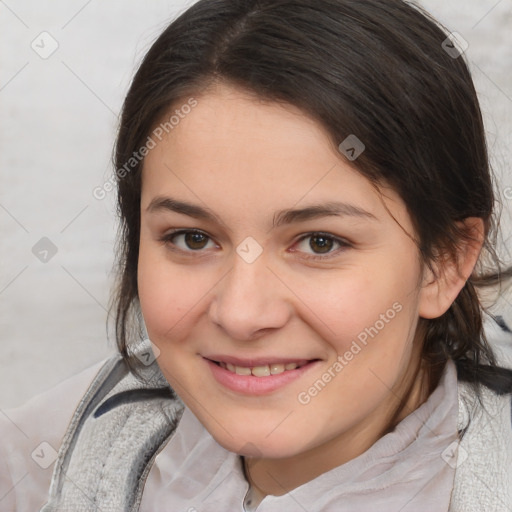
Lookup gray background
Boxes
[1,0,511,409]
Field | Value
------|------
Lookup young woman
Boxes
[2,0,512,510]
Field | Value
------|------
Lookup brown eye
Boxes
[293,232,350,260]
[183,232,209,250]
[160,229,216,253]
[309,234,334,254]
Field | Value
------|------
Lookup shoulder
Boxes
[451,382,512,511]
[40,342,184,511]
[483,285,512,368]
[450,315,512,511]
[0,357,111,512]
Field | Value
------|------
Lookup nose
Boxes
[208,251,293,341]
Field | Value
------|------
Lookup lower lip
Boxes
[205,358,319,395]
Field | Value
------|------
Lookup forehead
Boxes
[140,83,410,230]
[158,84,337,171]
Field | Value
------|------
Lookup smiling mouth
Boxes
[208,359,316,377]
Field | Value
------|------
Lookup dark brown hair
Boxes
[110,0,512,396]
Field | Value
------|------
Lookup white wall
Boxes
[1,0,511,409]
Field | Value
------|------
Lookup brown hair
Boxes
[110,0,512,397]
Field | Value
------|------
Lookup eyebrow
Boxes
[273,202,377,227]
[145,196,377,229]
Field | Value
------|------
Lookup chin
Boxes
[210,426,306,459]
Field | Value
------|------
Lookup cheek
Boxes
[292,260,421,362]
[137,242,207,341]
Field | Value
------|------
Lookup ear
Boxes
[418,218,485,319]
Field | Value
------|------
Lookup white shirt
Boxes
[0,356,461,512]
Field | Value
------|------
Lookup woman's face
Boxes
[138,83,431,463]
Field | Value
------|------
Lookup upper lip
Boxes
[203,355,315,367]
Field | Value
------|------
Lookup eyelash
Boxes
[158,229,351,261]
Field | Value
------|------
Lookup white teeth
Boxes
[270,363,285,374]
[251,365,271,377]
[220,361,303,377]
